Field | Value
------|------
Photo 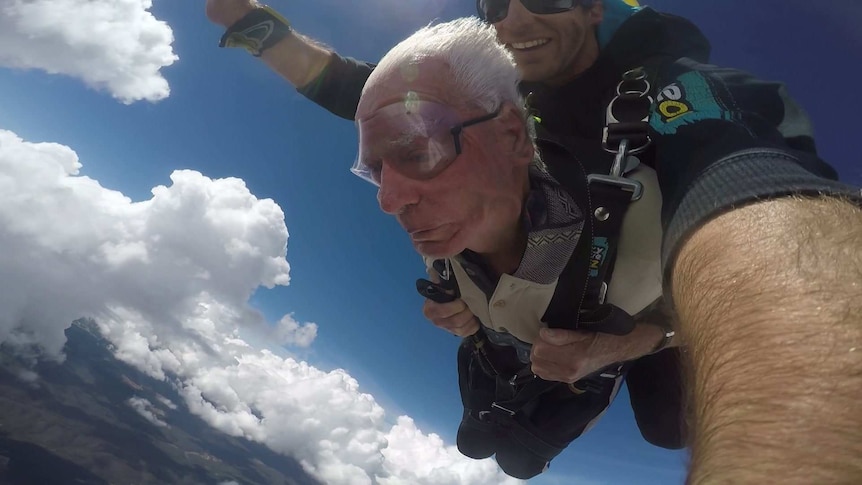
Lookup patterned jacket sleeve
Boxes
[648,58,862,276]
[296,53,376,121]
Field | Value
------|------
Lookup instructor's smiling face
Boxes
[492,1,604,85]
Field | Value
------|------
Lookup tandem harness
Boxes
[417,67,669,479]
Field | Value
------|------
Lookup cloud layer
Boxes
[0,129,518,484]
[128,396,169,428]
[0,1,521,481]
[0,0,176,103]
[0,129,291,360]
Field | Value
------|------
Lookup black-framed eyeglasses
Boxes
[476,0,591,24]
[353,102,501,186]
[450,109,501,155]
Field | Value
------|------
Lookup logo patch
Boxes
[590,237,609,278]
[650,71,732,135]
[656,83,690,123]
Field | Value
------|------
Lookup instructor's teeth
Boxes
[511,39,549,49]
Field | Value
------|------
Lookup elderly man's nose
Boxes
[377,165,419,215]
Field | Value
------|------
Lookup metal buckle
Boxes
[603,67,653,156]
[588,174,644,202]
[594,136,645,201]
[599,363,626,379]
[598,281,608,305]
[508,371,536,387]
[491,402,516,417]
[602,97,653,156]
[616,67,650,96]
[432,258,452,281]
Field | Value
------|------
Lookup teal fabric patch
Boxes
[598,1,643,48]
[589,237,609,277]
[650,71,733,135]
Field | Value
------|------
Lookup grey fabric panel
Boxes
[776,85,815,140]
[661,149,862,280]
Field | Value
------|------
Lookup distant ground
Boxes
[0,320,320,485]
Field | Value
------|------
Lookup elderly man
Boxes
[353,18,660,478]
[352,16,862,483]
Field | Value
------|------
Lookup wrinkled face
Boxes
[355,59,531,258]
[492,1,603,85]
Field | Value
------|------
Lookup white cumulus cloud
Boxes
[128,396,168,428]
[0,129,521,485]
[156,394,178,410]
[0,0,177,103]
[0,128,290,360]
[274,314,318,348]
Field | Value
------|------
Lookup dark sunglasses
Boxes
[476,0,592,24]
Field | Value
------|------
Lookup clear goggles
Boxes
[352,100,499,187]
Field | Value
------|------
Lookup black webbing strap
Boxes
[491,375,557,420]
[538,136,593,330]
[491,379,567,461]
[582,181,637,310]
[539,140,638,337]
[532,66,658,400]
[473,66,657,418]
[455,62,675,478]
[544,65,656,332]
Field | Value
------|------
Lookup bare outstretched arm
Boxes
[672,196,862,483]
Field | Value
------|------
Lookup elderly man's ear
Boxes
[497,102,535,165]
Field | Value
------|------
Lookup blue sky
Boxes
[0,0,860,484]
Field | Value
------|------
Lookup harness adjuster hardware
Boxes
[491,402,517,417]
[590,137,644,201]
[588,174,644,201]
[595,67,654,201]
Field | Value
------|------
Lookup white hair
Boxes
[364,17,524,115]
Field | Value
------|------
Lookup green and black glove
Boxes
[218,5,292,57]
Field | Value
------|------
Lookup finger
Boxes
[530,341,567,367]
[531,335,592,362]
[422,299,479,336]
[531,344,585,383]
[449,316,480,337]
[530,361,568,383]
[426,268,441,284]
[422,298,468,320]
[538,328,594,346]
[431,307,476,334]
[530,358,580,384]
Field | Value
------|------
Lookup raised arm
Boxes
[206,0,331,87]
[206,0,374,119]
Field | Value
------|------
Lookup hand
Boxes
[530,328,623,383]
[205,0,260,27]
[422,298,480,337]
